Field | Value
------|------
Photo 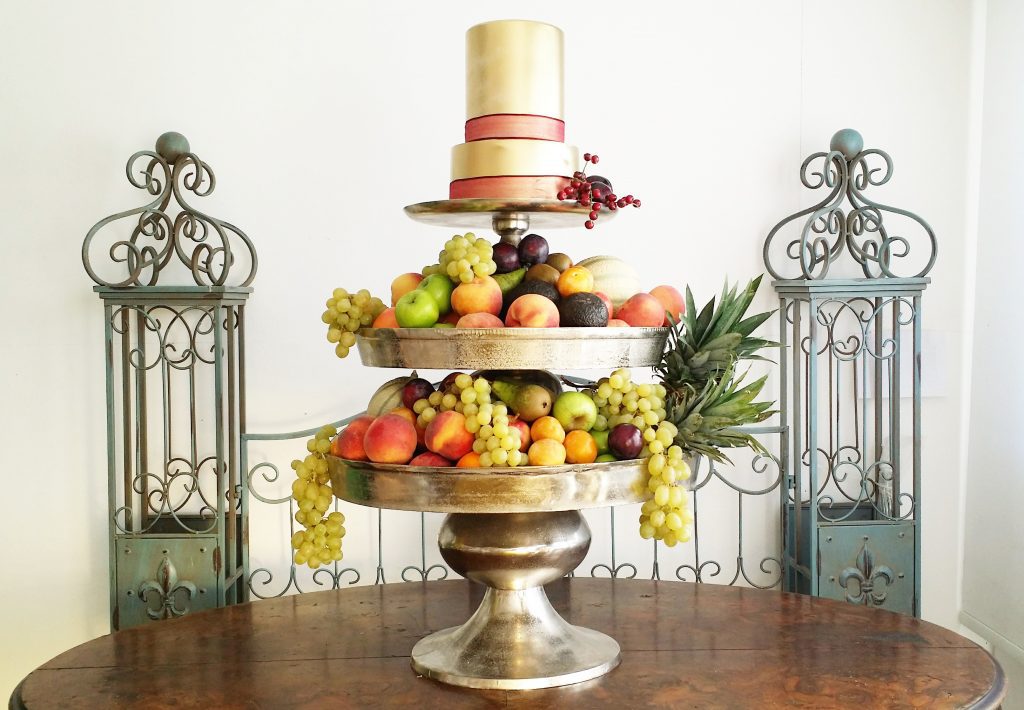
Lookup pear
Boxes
[491,381,553,422]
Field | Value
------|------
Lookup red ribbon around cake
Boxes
[465,114,565,142]
[450,175,570,200]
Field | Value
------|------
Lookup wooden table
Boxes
[12,579,1005,709]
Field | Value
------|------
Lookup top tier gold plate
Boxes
[327,456,646,514]
[404,199,609,232]
[355,327,669,370]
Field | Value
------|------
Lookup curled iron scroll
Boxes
[763,129,936,280]
[83,132,257,288]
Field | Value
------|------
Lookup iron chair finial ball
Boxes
[830,128,864,160]
[155,132,190,163]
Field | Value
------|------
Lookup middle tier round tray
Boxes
[326,456,647,513]
[356,326,669,370]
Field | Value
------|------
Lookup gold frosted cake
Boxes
[449,20,579,200]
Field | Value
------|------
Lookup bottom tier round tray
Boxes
[327,456,647,690]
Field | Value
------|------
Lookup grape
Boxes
[438,232,497,284]
[322,287,385,358]
[458,376,523,467]
[289,426,347,569]
[635,422,693,545]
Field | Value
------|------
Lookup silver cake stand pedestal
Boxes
[327,457,646,690]
[405,198,612,245]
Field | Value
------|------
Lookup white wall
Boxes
[0,0,981,699]
[962,0,1024,705]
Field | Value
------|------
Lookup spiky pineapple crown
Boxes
[656,276,777,464]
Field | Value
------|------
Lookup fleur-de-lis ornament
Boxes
[137,555,198,620]
[839,543,895,607]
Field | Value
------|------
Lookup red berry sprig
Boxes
[556,153,641,229]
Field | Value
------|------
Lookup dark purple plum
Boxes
[608,424,643,459]
[492,242,521,273]
[518,234,550,267]
[402,378,435,410]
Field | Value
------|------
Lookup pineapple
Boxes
[655,275,775,397]
[656,276,777,463]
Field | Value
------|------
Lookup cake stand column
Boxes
[491,213,530,245]
[411,510,621,690]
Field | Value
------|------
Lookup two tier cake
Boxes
[449,20,579,200]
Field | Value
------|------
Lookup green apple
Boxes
[595,453,616,463]
[419,273,455,316]
[552,391,598,432]
[591,428,610,455]
[433,322,455,328]
[395,289,439,328]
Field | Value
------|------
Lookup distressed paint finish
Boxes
[14,579,1004,709]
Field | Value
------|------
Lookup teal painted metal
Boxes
[767,129,933,617]
[87,133,255,629]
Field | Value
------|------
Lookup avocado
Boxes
[501,280,561,319]
[559,292,609,327]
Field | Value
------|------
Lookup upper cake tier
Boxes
[450,20,578,201]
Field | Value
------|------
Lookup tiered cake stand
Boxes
[327,203,662,690]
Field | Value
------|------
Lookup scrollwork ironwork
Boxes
[83,131,257,288]
[764,129,936,280]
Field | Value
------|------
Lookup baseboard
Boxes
[960,609,1024,665]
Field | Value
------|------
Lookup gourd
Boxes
[576,255,642,308]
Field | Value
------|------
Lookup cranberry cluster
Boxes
[556,153,641,229]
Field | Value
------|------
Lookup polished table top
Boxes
[13,579,1005,709]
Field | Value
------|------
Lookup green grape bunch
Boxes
[322,288,386,359]
[289,426,346,569]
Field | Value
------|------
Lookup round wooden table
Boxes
[12,579,1005,708]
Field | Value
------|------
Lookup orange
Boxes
[564,430,598,464]
[528,439,567,466]
[456,451,482,468]
[556,266,595,297]
[530,416,566,443]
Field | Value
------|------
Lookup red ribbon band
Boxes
[465,114,566,142]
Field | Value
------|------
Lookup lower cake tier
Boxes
[450,138,578,199]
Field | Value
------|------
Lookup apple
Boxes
[451,275,503,317]
[510,417,531,452]
[420,273,455,316]
[595,453,617,463]
[593,292,614,318]
[402,377,435,410]
[552,391,598,432]
[608,424,643,459]
[391,273,424,306]
[591,428,610,455]
[395,289,439,328]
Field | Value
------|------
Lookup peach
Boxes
[390,406,426,446]
[372,307,399,329]
[456,451,482,468]
[424,410,475,460]
[615,293,667,328]
[556,265,595,297]
[564,430,598,464]
[528,438,567,466]
[505,294,560,328]
[530,416,566,444]
[593,291,614,317]
[457,313,504,328]
[451,275,503,317]
[330,415,375,460]
[362,414,417,464]
[607,319,630,327]
[510,417,531,452]
[391,273,424,306]
[649,285,685,325]
[409,452,453,467]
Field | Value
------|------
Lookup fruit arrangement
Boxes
[303,268,774,561]
[321,232,687,361]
